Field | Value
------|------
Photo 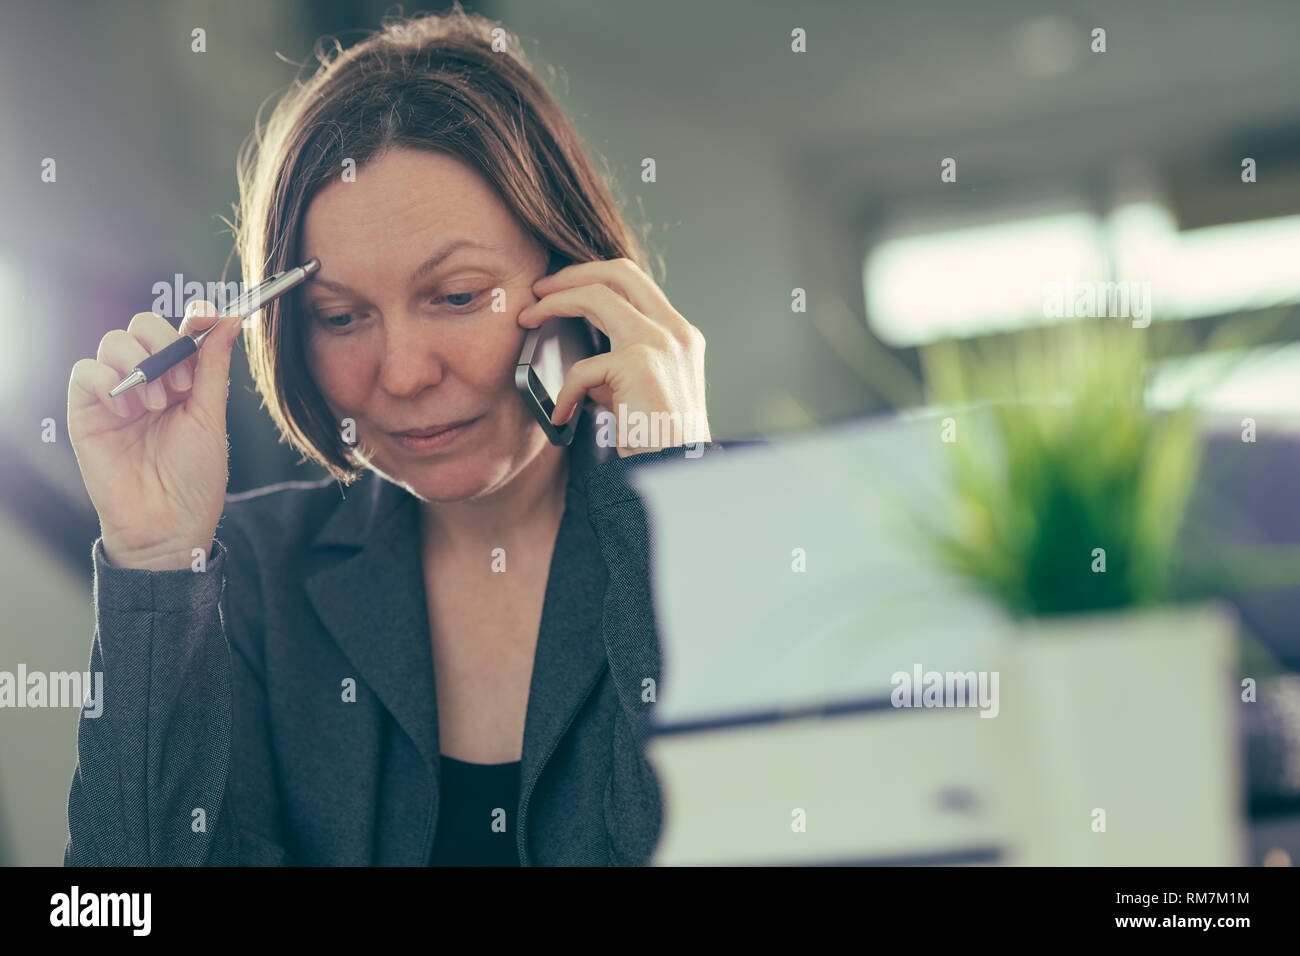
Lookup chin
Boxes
[369,440,526,504]
[373,456,492,504]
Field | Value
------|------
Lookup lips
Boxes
[391,419,477,439]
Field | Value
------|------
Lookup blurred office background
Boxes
[1,0,1299,864]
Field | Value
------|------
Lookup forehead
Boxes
[299,147,525,265]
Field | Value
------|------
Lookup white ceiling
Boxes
[498,0,1300,217]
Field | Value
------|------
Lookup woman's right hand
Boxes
[67,301,246,571]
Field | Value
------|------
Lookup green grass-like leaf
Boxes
[915,319,1206,618]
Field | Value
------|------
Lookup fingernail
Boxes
[171,363,192,389]
[186,300,217,321]
[145,380,166,409]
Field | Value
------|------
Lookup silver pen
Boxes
[109,258,321,397]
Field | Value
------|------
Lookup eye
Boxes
[439,289,487,309]
[314,312,357,332]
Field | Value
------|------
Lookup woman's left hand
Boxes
[517,257,711,458]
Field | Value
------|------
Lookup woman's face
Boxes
[298,146,555,503]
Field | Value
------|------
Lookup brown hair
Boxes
[232,4,651,482]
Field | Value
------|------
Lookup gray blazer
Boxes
[64,409,724,865]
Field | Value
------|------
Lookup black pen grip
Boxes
[136,335,198,383]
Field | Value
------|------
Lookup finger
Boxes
[95,328,162,415]
[518,284,657,350]
[177,298,219,336]
[549,352,615,426]
[96,326,149,372]
[167,298,218,389]
[531,258,675,323]
[126,309,197,394]
[68,358,134,422]
[185,301,244,423]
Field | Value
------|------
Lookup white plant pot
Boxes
[993,601,1246,865]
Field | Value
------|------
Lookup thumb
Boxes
[185,300,243,419]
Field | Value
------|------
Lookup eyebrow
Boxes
[305,238,507,295]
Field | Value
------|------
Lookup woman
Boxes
[63,8,718,866]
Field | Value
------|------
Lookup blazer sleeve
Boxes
[64,514,291,866]
[584,440,726,865]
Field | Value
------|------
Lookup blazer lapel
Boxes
[304,475,441,776]
[516,408,617,863]
[515,475,611,862]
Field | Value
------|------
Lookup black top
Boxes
[427,755,523,866]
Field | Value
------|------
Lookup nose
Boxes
[377,310,446,398]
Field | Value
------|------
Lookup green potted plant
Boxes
[908,317,1260,864]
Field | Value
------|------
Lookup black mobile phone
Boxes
[515,251,608,445]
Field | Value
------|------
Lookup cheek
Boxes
[305,335,371,411]
[465,319,526,390]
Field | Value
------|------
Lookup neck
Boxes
[419,442,570,557]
